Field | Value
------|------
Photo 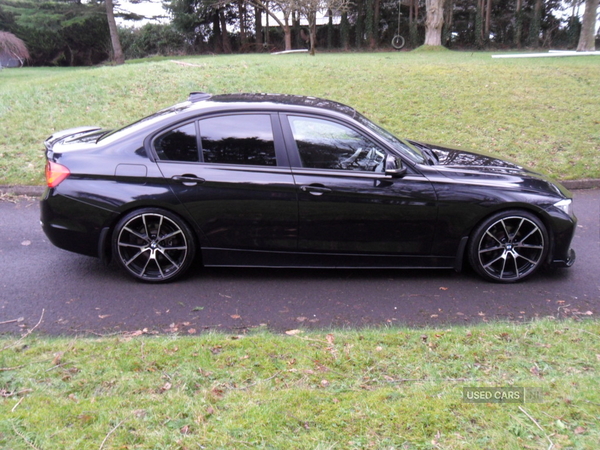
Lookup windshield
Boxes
[355,113,426,165]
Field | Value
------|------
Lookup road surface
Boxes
[1,189,598,335]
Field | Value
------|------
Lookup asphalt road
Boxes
[1,190,598,336]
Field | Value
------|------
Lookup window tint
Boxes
[288,116,385,172]
[154,123,199,162]
[199,115,276,166]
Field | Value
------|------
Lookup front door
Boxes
[283,114,438,260]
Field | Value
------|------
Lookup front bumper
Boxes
[551,248,576,268]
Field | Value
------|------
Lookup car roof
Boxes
[98,93,361,145]
[187,92,359,119]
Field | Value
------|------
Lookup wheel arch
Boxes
[98,202,203,266]
[456,204,556,273]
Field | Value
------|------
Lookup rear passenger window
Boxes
[199,115,276,166]
[154,123,198,162]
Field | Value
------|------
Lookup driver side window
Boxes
[288,116,386,172]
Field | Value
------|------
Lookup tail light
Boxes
[45,161,70,188]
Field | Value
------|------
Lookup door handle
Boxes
[300,185,331,196]
[172,175,205,187]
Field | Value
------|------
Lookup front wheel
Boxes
[392,35,406,50]
[467,210,549,283]
[112,208,196,282]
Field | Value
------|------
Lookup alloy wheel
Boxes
[476,215,546,281]
[115,212,191,281]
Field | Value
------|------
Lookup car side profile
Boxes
[41,93,576,283]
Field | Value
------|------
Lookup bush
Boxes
[120,24,188,59]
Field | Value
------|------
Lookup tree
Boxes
[424,0,445,45]
[1,0,110,66]
[528,0,543,47]
[105,0,124,64]
[577,0,599,50]
[514,0,523,47]
[245,0,294,50]
[408,0,420,47]
[0,31,29,66]
[296,0,349,54]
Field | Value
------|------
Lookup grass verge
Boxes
[1,51,599,185]
[1,319,599,449]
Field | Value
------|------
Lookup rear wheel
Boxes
[112,208,196,282]
[468,210,548,283]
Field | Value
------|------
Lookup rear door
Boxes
[155,113,298,256]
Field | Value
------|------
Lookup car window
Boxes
[199,114,277,166]
[288,116,385,172]
[154,122,199,162]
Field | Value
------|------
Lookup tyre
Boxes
[112,208,196,282]
[392,35,405,50]
[467,210,549,283]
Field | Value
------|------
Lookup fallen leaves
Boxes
[285,329,303,336]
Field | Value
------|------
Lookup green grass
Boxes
[1,51,599,185]
[1,319,599,449]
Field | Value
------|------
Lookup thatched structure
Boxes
[0,31,29,68]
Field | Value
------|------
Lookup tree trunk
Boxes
[366,0,375,49]
[409,0,419,47]
[308,10,317,55]
[327,9,334,49]
[341,12,350,50]
[105,0,124,64]
[219,9,232,53]
[475,0,484,48]
[577,0,599,51]
[484,0,492,42]
[238,0,248,47]
[255,4,263,47]
[424,0,445,46]
[355,0,364,48]
[293,11,301,48]
[528,0,543,47]
[514,0,523,48]
[370,0,381,49]
[443,0,453,46]
[284,23,292,51]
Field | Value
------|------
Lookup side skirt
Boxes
[201,248,455,269]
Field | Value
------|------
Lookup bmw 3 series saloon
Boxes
[41,93,577,283]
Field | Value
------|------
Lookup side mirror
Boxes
[385,154,407,178]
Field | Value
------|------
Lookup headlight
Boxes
[553,198,573,216]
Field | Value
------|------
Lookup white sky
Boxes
[116,1,598,33]
[116,1,340,28]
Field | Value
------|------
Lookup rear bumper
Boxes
[40,188,115,258]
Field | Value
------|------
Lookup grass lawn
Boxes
[1,52,599,448]
[1,319,599,449]
[1,51,599,185]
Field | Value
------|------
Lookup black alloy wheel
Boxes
[468,210,549,283]
[113,208,196,282]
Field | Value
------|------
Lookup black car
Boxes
[41,93,576,283]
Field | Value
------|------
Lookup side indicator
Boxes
[45,161,70,188]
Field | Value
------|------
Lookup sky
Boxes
[116,0,598,34]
